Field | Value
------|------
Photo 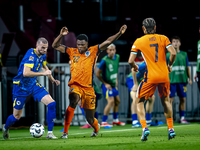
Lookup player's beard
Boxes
[38,49,46,55]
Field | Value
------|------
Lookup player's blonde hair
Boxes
[107,43,116,49]
[37,37,48,45]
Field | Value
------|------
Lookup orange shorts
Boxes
[137,81,170,99]
[69,84,96,109]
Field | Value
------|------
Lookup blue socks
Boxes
[47,101,56,131]
[102,115,108,122]
[132,114,137,121]
[113,112,118,119]
[4,114,19,130]
[146,113,151,121]
[180,111,185,118]
[103,113,118,122]
[94,111,98,120]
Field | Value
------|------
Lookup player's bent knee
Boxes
[41,95,54,106]
[13,114,21,120]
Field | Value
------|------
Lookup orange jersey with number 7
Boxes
[131,34,172,83]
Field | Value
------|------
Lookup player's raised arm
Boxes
[99,25,127,51]
[166,45,177,73]
[52,27,69,53]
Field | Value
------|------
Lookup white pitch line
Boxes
[0,124,197,141]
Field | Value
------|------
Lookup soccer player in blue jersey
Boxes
[2,38,60,140]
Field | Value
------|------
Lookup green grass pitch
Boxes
[0,123,200,150]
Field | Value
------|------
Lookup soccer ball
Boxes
[30,123,45,138]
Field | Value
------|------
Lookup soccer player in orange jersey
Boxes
[52,25,127,139]
[128,18,177,141]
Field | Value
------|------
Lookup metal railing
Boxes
[38,62,200,125]
[1,62,199,129]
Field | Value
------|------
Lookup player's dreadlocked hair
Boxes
[142,18,156,34]
[77,34,88,42]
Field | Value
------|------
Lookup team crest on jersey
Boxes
[29,56,34,61]
[70,88,74,92]
[85,51,90,57]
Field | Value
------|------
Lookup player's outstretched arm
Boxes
[42,65,60,86]
[23,65,51,77]
[166,45,176,73]
[52,27,69,53]
[99,25,127,51]
[128,53,139,72]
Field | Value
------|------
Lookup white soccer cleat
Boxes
[46,133,58,139]
[180,119,189,124]
[61,133,68,139]
[2,124,9,140]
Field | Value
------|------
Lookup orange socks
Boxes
[167,118,173,129]
[63,106,75,134]
[91,118,99,133]
[140,120,147,129]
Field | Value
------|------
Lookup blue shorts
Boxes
[126,77,133,93]
[102,84,119,98]
[12,82,49,110]
[169,83,187,98]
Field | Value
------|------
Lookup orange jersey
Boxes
[131,34,172,83]
[66,45,99,88]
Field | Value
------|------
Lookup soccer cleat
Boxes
[100,122,113,127]
[91,124,100,137]
[146,120,151,127]
[113,121,125,126]
[46,133,58,139]
[61,133,68,139]
[168,129,176,140]
[80,124,92,129]
[2,124,9,140]
[180,119,189,124]
[141,127,150,141]
[132,122,141,128]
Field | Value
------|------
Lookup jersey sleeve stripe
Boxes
[65,46,68,53]
[97,44,101,56]
[131,51,137,54]
[43,61,47,66]
[24,63,34,68]
[166,44,172,49]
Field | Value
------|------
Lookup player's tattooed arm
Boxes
[99,25,127,51]
[52,27,69,53]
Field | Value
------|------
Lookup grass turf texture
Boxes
[0,123,200,150]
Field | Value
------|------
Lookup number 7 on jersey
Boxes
[150,43,158,62]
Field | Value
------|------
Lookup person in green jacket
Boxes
[166,36,192,124]
[96,44,125,127]
[194,25,200,90]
